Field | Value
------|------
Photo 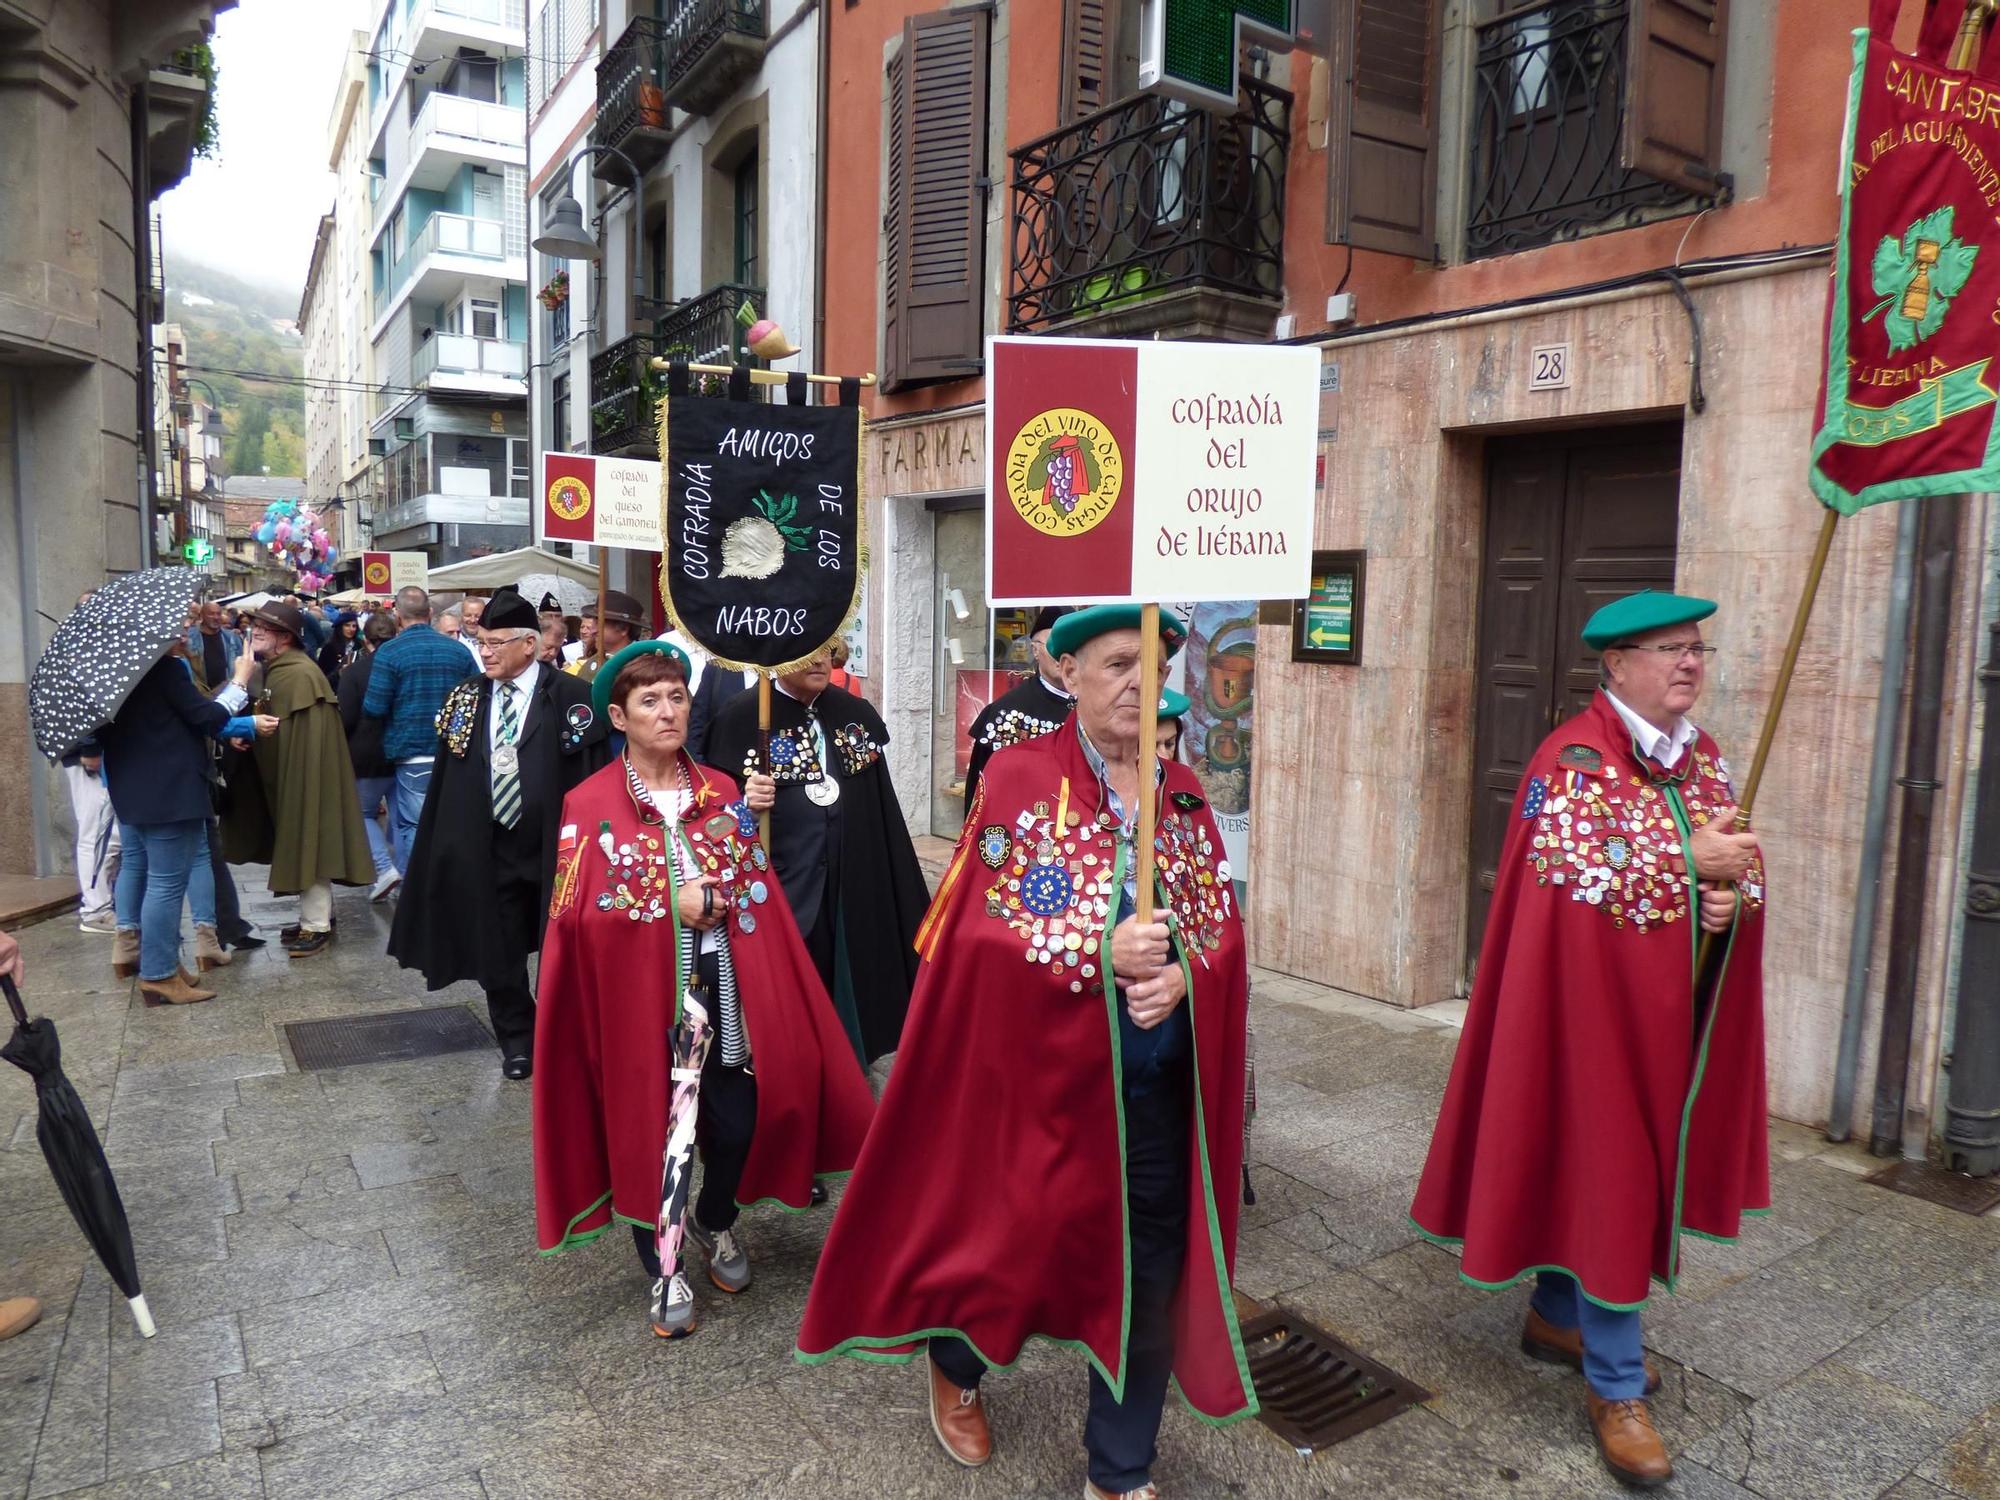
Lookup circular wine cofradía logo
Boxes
[547,474,592,523]
[1003,408,1123,537]
[363,559,390,590]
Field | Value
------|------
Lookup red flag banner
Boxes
[1811,2,2000,514]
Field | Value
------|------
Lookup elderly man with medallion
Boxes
[705,652,928,1067]
[532,640,874,1338]
[1412,590,1767,1490]
[389,587,610,1078]
[962,604,1075,809]
[797,604,1255,1500]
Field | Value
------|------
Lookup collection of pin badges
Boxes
[587,785,776,934]
[983,799,1116,994]
[1520,744,1764,931]
[831,722,884,775]
[437,679,483,757]
[1154,806,1233,959]
[978,708,1064,754]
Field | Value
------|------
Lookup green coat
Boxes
[222,650,376,893]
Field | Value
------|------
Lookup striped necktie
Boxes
[492,681,522,829]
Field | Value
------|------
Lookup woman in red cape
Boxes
[797,604,1255,1500]
[1411,592,1769,1488]
[531,641,874,1336]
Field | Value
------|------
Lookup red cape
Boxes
[532,755,876,1252]
[796,723,1257,1423]
[1411,692,1769,1308]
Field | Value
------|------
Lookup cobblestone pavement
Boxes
[4,874,1999,1499]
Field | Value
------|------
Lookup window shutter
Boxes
[1623,0,1729,195]
[1325,0,1438,260]
[884,6,990,392]
[1062,0,1120,122]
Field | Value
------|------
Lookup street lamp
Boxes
[530,143,645,307]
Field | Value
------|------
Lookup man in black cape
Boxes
[963,605,1074,810]
[388,587,610,1077]
[706,652,926,1065]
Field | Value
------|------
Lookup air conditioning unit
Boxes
[368,437,388,456]
[393,418,416,441]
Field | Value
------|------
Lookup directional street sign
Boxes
[1139,0,1296,111]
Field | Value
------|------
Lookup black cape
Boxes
[705,683,925,1064]
[388,667,611,991]
[963,672,1072,813]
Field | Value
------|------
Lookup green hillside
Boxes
[164,258,307,478]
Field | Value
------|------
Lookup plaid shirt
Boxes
[361,623,475,762]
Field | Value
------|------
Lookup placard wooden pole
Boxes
[1136,602,1160,927]
[647,358,877,388]
[594,546,609,664]
[757,669,773,848]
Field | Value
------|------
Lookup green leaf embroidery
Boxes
[1081,446,1102,492]
[1865,205,1981,355]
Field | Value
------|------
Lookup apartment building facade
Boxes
[360,0,533,565]
[809,0,1992,1141]
[0,0,233,877]
[529,0,822,610]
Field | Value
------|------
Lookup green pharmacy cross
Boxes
[181,538,214,565]
[1139,0,1296,111]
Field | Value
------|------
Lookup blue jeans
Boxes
[355,775,396,878]
[392,761,432,873]
[186,821,216,927]
[115,819,205,981]
[1532,1272,1648,1400]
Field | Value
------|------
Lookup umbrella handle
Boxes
[1,975,26,1030]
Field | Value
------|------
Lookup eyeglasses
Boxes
[474,632,537,654]
[1611,641,1719,661]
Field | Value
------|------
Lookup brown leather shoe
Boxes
[0,1297,41,1341]
[138,973,215,1006]
[926,1357,991,1467]
[1522,1307,1661,1394]
[1587,1391,1672,1488]
[111,928,139,979]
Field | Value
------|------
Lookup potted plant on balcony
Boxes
[638,80,667,129]
[537,271,570,311]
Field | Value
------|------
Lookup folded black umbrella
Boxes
[28,565,207,763]
[1,976,154,1337]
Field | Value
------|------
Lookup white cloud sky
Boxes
[156,0,369,298]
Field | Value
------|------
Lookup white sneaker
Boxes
[650,1271,697,1339]
[686,1218,752,1293]
[369,869,401,903]
[78,914,118,935]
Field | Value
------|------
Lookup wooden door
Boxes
[1465,424,1682,965]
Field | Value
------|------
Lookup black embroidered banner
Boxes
[659,368,864,672]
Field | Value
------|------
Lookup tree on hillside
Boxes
[231,397,272,474]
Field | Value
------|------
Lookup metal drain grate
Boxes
[1242,1308,1429,1453]
[285,1005,492,1071]
[1864,1159,2000,1216]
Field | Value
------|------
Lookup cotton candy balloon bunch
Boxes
[251,497,338,593]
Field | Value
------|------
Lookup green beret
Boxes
[1046,603,1188,662]
[1582,590,1717,650]
[1158,688,1192,721]
[592,639,694,720]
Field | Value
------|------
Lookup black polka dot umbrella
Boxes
[28,566,209,762]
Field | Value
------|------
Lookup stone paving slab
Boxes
[2,876,1999,1498]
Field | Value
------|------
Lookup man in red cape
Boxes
[1411,591,1769,1490]
[797,604,1255,1500]
[531,641,875,1333]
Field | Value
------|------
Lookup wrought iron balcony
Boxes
[1008,78,1290,340]
[661,0,767,117]
[589,283,764,456]
[1466,0,1699,258]
[594,17,675,176]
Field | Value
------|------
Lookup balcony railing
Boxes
[408,91,523,165]
[378,212,508,318]
[412,333,528,386]
[595,17,675,172]
[1465,0,1696,258]
[1008,77,1290,337]
[661,0,767,116]
[589,282,763,455]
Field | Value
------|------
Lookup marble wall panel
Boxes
[1254,263,1989,1128]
